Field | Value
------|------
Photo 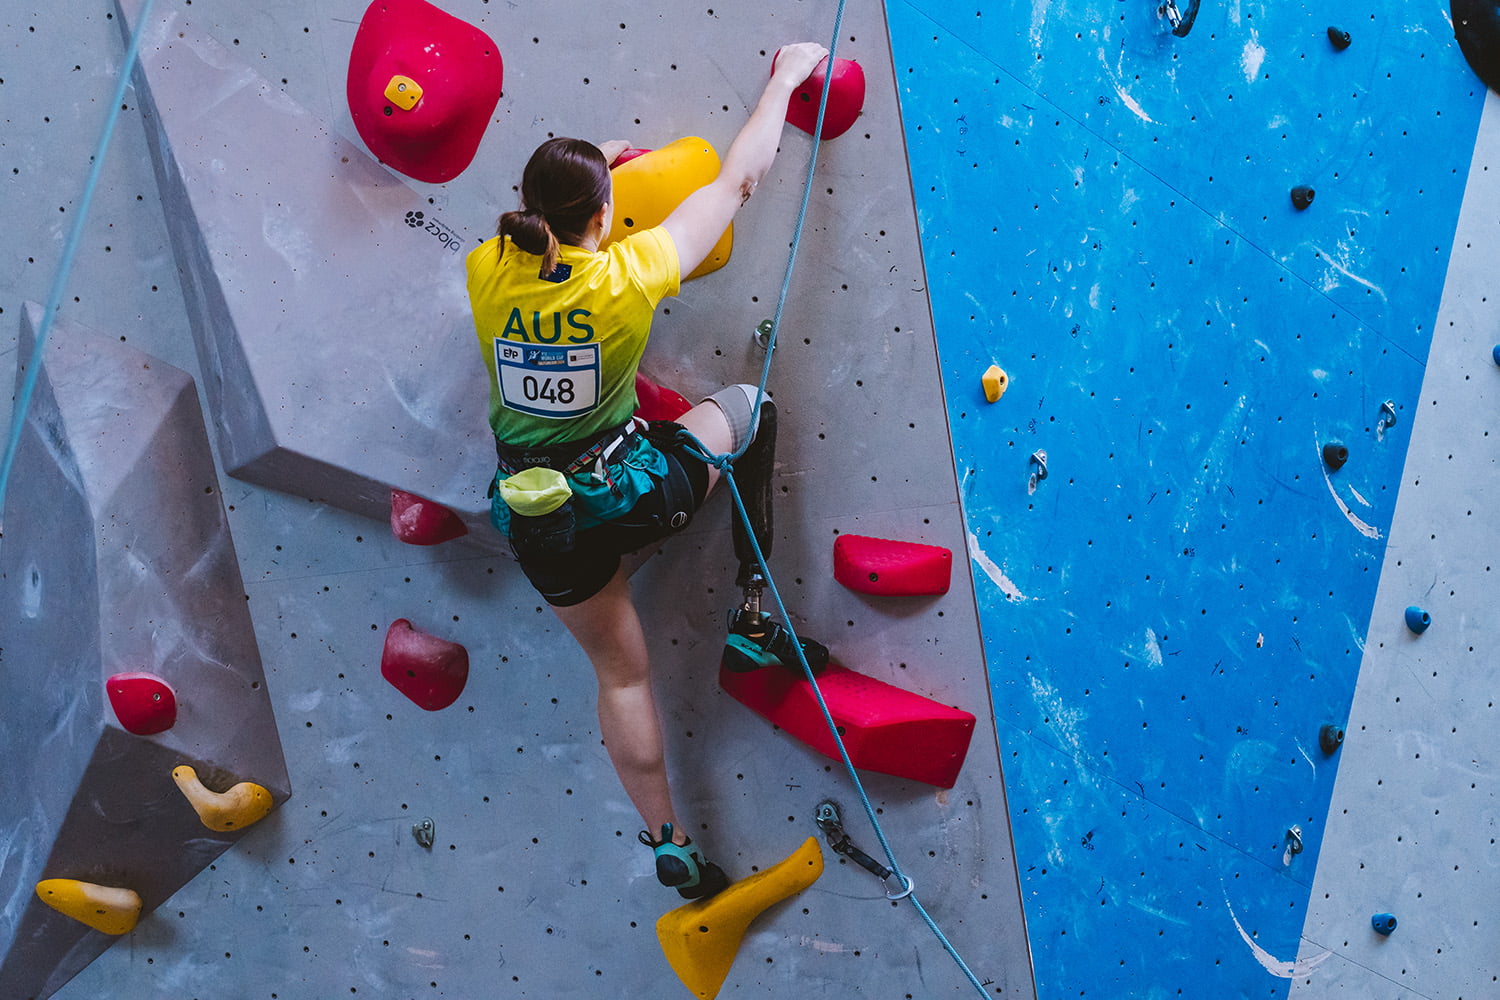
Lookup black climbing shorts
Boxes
[512,432,711,608]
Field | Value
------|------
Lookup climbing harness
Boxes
[0,0,159,524]
[676,0,992,992]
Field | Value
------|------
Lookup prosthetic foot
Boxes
[723,584,830,676]
[639,824,729,900]
[722,398,829,676]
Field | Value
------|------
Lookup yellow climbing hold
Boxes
[982,364,1009,403]
[383,74,422,111]
[605,136,732,281]
[656,837,824,999]
[172,765,274,832]
[35,879,142,935]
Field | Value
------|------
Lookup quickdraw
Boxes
[814,800,913,900]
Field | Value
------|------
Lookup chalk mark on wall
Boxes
[1224,889,1333,979]
[967,530,1029,601]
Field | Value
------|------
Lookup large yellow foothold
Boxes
[982,364,1009,402]
[35,879,142,936]
[172,764,274,832]
[605,136,732,281]
[656,837,824,999]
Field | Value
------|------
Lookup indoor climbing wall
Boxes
[2,2,1030,999]
[887,0,1495,998]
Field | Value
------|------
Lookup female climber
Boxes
[466,41,829,900]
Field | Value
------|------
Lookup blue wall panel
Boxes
[887,0,1486,995]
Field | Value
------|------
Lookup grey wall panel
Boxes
[4,0,1030,997]
[117,0,495,537]
[0,305,289,999]
[1288,90,1500,1000]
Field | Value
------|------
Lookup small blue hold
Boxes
[1405,606,1431,634]
[1492,343,1500,366]
[1371,912,1398,935]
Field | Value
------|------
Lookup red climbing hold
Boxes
[106,672,178,736]
[381,619,469,711]
[346,0,504,183]
[390,489,469,545]
[634,371,693,423]
[719,662,975,788]
[833,534,952,596]
[778,55,865,141]
[611,147,651,167]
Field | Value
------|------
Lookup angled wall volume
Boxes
[0,304,289,1000]
[115,0,497,542]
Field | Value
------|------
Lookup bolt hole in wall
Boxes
[887,0,1487,996]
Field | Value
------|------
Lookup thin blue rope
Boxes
[717,467,991,997]
[694,3,993,991]
[734,5,846,461]
[0,0,159,525]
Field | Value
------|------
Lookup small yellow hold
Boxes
[383,74,423,111]
[982,364,1009,403]
[605,136,732,281]
[657,837,824,999]
[172,765,274,832]
[35,879,142,935]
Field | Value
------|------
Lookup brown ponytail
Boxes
[497,138,612,278]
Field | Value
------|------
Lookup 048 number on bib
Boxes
[495,342,601,419]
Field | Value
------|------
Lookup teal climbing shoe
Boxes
[638,824,728,900]
[723,611,829,676]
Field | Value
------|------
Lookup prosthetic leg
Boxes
[721,397,829,675]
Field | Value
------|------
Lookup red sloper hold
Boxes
[382,619,469,711]
[390,489,469,545]
[106,672,179,735]
[778,55,866,140]
[346,0,504,183]
[719,662,975,789]
[833,534,953,596]
[634,371,693,423]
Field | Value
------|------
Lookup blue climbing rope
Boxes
[0,0,159,529]
[689,4,994,995]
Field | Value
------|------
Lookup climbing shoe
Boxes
[639,824,728,900]
[723,609,829,676]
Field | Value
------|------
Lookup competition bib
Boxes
[495,341,601,419]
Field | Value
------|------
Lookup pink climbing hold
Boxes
[634,371,693,423]
[346,0,504,183]
[719,661,976,789]
[611,147,651,167]
[381,619,470,711]
[833,534,953,596]
[106,672,178,736]
[390,489,469,545]
[778,55,865,141]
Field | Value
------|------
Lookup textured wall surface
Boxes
[1288,92,1500,1000]
[2,1,1029,997]
[887,0,1494,997]
[0,305,288,999]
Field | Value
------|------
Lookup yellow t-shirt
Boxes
[466,227,680,447]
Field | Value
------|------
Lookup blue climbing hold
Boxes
[1371,912,1398,935]
[1491,343,1500,366]
[1453,0,1500,92]
[1404,606,1431,634]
